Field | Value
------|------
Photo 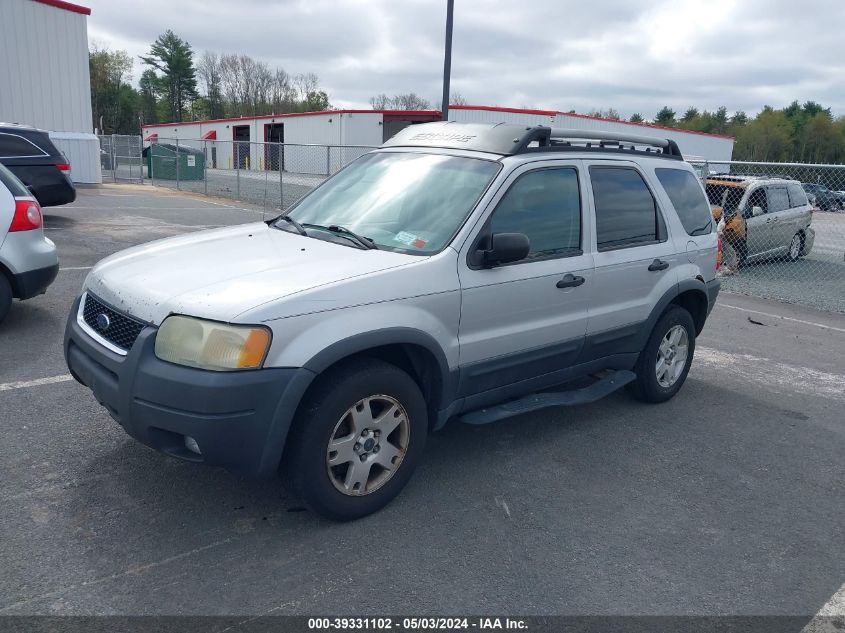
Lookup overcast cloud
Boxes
[85,0,845,118]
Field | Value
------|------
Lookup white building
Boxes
[0,0,99,183]
[143,104,733,176]
[449,105,735,162]
[141,110,441,175]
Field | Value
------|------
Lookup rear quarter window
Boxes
[0,132,49,158]
[787,183,808,207]
[656,168,712,236]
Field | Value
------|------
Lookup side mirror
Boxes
[751,205,764,217]
[482,232,530,267]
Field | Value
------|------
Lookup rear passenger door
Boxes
[766,185,792,250]
[457,162,593,396]
[579,161,680,362]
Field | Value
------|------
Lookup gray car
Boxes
[65,123,719,520]
[0,163,59,323]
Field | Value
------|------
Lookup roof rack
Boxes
[545,128,683,159]
[381,122,683,160]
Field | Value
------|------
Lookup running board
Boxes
[459,370,636,426]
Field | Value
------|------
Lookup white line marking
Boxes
[717,303,845,334]
[495,496,511,518]
[0,374,73,392]
[59,266,93,271]
[695,347,845,401]
[802,582,845,632]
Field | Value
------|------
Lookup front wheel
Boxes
[627,306,696,403]
[281,358,428,521]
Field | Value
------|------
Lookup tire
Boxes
[281,358,428,521]
[627,306,696,404]
[0,274,12,324]
[787,232,803,262]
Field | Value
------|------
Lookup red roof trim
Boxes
[200,130,217,140]
[31,0,91,15]
[450,105,735,140]
[143,133,158,142]
[142,109,443,130]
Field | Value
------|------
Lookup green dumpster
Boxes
[144,143,205,181]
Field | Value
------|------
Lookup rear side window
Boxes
[0,163,30,196]
[490,168,581,259]
[590,167,665,251]
[788,183,808,207]
[655,168,712,236]
[0,132,48,158]
[767,187,790,213]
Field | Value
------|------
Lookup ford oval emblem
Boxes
[96,313,111,331]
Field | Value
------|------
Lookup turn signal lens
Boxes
[155,315,271,371]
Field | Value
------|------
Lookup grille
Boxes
[82,294,146,351]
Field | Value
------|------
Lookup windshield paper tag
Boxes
[394,231,418,245]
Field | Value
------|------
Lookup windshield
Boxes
[280,151,500,254]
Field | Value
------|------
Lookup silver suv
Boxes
[64,123,719,520]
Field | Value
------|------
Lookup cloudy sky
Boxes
[85,0,845,118]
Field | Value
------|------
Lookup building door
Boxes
[264,123,284,171]
[233,125,250,169]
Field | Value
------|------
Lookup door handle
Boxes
[556,273,585,289]
[648,259,670,272]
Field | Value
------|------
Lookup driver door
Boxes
[457,162,593,397]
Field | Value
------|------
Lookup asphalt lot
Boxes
[1,185,844,619]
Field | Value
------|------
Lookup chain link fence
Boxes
[116,136,845,314]
[145,138,374,211]
[97,134,143,183]
[688,160,845,313]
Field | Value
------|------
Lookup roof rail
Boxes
[548,128,683,158]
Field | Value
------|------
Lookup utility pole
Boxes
[440,0,454,121]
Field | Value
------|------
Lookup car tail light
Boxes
[716,237,723,271]
[56,162,71,174]
[10,198,43,232]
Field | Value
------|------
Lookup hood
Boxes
[84,222,418,324]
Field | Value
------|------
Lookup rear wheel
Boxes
[281,358,428,521]
[787,232,803,262]
[0,274,12,323]
[628,306,696,403]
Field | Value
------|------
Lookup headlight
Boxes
[154,315,271,371]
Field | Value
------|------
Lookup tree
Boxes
[196,51,224,119]
[733,109,792,161]
[654,106,676,126]
[629,113,644,123]
[681,107,699,123]
[368,93,431,110]
[89,44,136,134]
[138,69,159,125]
[140,30,198,122]
[730,111,748,127]
[587,108,620,120]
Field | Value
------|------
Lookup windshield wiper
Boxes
[302,223,378,250]
[274,214,308,236]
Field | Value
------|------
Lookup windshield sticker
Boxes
[412,238,427,249]
[394,231,418,245]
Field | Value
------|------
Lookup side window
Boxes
[488,168,581,260]
[788,183,808,207]
[746,188,768,216]
[0,133,47,158]
[767,187,790,213]
[655,168,712,236]
[590,167,666,251]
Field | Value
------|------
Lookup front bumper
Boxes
[64,297,315,477]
